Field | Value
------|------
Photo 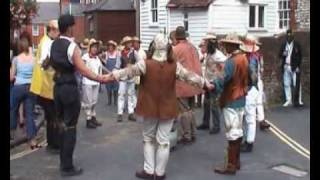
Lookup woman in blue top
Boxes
[104,40,121,106]
[10,35,39,149]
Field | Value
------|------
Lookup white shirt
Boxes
[82,53,102,85]
[39,37,53,65]
[137,48,147,61]
[285,41,293,65]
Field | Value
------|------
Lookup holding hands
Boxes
[97,74,115,83]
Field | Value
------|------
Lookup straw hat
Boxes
[239,34,260,53]
[48,19,58,29]
[107,40,117,47]
[132,36,141,43]
[203,32,217,40]
[80,38,89,49]
[88,38,99,49]
[219,32,243,45]
[121,36,133,45]
[152,33,168,61]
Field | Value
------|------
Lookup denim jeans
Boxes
[10,84,37,139]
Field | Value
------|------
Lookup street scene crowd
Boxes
[10,13,304,179]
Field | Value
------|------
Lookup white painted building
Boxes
[139,0,292,50]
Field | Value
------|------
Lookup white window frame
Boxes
[32,24,39,36]
[149,0,159,26]
[248,4,266,31]
[278,0,290,30]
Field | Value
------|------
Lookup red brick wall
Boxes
[26,24,46,48]
[73,16,86,43]
[95,11,136,44]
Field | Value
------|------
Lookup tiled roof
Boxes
[83,0,134,13]
[32,2,60,24]
[167,0,213,8]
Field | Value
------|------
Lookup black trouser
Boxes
[38,96,61,149]
[54,83,81,170]
[202,92,221,129]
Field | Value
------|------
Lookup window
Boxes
[278,0,290,29]
[32,24,39,36]
[184,12,188,31]
[151,0,158,23]
[249,5,265,28]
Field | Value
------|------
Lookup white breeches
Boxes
[143,118,174,176]
[117,81,136,114]
[223,107,244,141]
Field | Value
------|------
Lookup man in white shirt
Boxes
[279,29,303,107]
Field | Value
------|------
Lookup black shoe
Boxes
[46,146,60,154]
[128,113,136,122]
[91,117,102,126]
[155,174,166,180]
[259,120,270,131]
[60,166,83,177]
[178,138,193,145]
[209,127,220,134]
[135,170,154,179]
[117,115,123,122]
[196,124,209,130]
[240,142,253,153]
[86,120,97,129]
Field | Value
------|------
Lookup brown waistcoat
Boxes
[135,59,178,121]
[219,53,249,108]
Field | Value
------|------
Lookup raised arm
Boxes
[73,46,111,83]
[176,62,209,89]
[112,60,146,81]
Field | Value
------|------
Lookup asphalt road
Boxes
[10,92,310,180]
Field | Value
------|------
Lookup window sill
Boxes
[149,23,160,28]
[248,28,268,32]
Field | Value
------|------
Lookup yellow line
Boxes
[266,120,310,155]
[10,141,47,161]
[269,127,310,159]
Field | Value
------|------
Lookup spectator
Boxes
[279,29,303,107]
[10,33,39,149]
[104,40,121,106]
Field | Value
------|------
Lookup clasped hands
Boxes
[98,73,116,83]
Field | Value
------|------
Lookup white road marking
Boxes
[269,127,309,159]
[266,119,310,156]
[10,141,47,161]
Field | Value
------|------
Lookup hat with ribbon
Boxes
[121,36,133,45]
[80,38,89,49]
[132,36,142,43]
[219,32,243,45]
[239,34,260,53]
[107,40,117,47]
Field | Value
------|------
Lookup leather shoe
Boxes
[91,117,102,126]
[155,174,166,180]
[135,170,154,179]
[86,119,97,129]
[196,124,209,130]
[60,166,83,177]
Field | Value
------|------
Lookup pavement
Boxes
[10,92,310,180]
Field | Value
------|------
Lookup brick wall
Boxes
[259,31,310,105]
[295,0,310,31]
